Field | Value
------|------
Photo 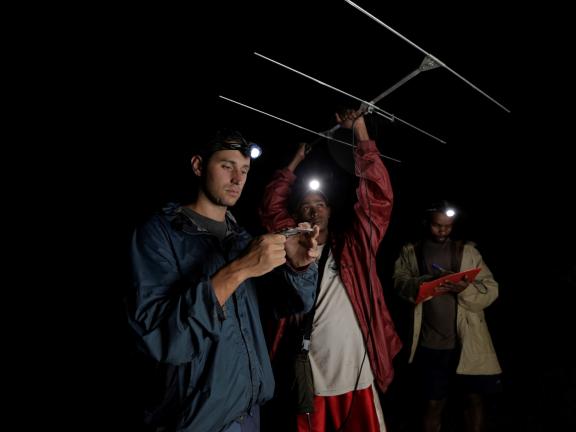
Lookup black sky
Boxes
[80,1,575,429]
[106,1,573,263]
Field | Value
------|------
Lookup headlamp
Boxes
[426,201,457,218]
[209,130,263,159]
[308,179,321,191]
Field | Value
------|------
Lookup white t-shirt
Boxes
[309,244,374,396]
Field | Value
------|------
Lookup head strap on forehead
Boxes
[199,129,261,160]
[426,200,457,219]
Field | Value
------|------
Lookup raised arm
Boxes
[348,115,394,252]
[259,143,307,232]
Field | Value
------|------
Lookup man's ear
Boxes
[191,155,203,177]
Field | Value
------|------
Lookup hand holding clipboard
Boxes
[416,267,481,304]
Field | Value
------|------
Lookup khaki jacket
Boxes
[393,243,501,375]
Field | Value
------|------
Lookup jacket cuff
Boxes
[277,167,297,183]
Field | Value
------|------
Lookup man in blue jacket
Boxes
[127,129,319,432]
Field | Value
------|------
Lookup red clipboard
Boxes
[415,268,481,304]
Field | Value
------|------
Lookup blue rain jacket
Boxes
[127,203,317,432]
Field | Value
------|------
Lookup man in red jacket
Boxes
[259,109,401,432]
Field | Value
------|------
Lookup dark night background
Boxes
[64,1,575,430]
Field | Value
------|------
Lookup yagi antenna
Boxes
[344,0,510,113]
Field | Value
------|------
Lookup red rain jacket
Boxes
[259,139,402,393]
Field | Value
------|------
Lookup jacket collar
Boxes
[163,202,242,236]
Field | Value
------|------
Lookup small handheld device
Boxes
[278,227,314,237]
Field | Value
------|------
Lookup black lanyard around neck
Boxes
[300,240,331,353]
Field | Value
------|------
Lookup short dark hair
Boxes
[194,129,253,162]
[425,200,458,219]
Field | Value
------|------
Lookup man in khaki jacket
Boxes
[393,201,501,432]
